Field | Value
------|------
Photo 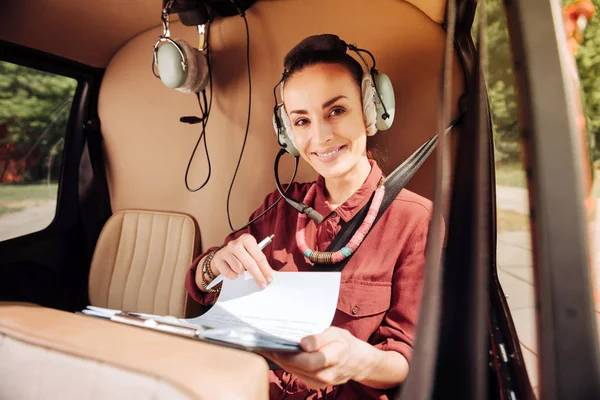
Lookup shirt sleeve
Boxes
[184,188,283,309]
[370,214,445,364]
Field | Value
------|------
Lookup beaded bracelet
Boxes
[200,248,221,294]
[204,250,219,281]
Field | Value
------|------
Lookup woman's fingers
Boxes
[265,353,335,389]
[275,342,341,372]
[301,327,346,351]
[212,251,241,280]
[213,234,274,288]
[232,241,268,288]
[243,238,274,283]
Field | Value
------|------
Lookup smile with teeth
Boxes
[313,146,344,158]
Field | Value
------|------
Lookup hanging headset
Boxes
[271,34,396,223]
[150,0,214,192]
[152,0,209,93]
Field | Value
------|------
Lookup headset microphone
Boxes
[180,116,203,124]
[274,149,324,223]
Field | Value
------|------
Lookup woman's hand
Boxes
[211,234,274,289]
[263,327,379,389]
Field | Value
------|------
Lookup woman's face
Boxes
[283,63,368,181]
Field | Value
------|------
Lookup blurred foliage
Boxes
[572,0,600,160]
[480,0,520,164]
[0,61,76,182]
[484,0,600,164]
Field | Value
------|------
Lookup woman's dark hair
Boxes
[282,34,385,164]
[285,50,364,88]
[283,34,363,89]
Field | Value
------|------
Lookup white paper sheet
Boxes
[186,271,341,343]
[82,271,341,350]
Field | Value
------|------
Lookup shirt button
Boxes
[331,212,338,218]
[351,306,359,315]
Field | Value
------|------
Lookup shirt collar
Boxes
[312,160,383,223]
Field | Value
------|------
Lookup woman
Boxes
[185,34,440,399]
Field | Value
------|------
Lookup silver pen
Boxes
[205,234,275,290]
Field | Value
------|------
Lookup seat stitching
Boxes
[135,213,155,311]
[121,213,140,310]
[152,216,172,314]
[106,214,126,307]
[167,218,185,315]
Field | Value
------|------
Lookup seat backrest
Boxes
[88,210,200,317]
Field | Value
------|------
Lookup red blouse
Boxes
[185,161,440,399]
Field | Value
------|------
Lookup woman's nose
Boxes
[313,119,333,145]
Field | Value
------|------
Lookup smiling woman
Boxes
[185,34,443,399]
[284,63,371,193]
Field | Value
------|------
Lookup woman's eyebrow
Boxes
[289,95,348,115]
[321,95,347,109]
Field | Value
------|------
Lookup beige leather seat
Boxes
[88,210,201,318]
[0,303,269,400]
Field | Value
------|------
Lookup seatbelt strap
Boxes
[78,118,112,261]
[312,131,445,272]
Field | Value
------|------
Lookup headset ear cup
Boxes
[156,39,208,93]
[156,40,188,89]
[176,39,209,93]
[273,106,300,157]
[374,73,395,131]
[361,74,378,136]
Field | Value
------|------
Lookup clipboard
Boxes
[80,308,302,353]
[80,271,341,355]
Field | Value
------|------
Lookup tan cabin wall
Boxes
[0,0,159,68]
[0,1,447,67]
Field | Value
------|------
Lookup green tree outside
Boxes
[0,61,77,183]
[485,0,600,166]
[574,0,600,161]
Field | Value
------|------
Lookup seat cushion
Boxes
[0,303,269,400]
[88,210,199,317]
[0,335,191,400]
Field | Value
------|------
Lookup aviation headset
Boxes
[272,34,396,157]
[152,0,210,93]
[150,0,263,232]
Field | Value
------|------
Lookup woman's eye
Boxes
[294,118,309,126]
[330,107,346,117]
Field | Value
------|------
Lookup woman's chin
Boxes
[311,161,352,181]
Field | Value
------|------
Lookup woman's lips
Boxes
[312,145,346,163]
